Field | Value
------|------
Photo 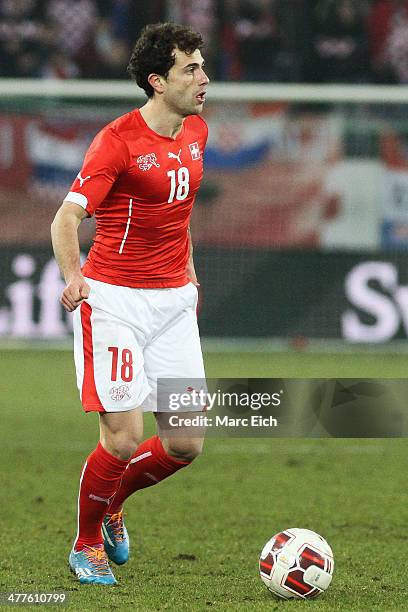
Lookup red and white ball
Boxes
[259,528,334,600]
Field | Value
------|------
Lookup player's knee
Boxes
[164,438,204,462]
[102,433,141,461]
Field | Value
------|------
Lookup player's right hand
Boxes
[61,276,90,312]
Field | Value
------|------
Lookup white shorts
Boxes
[72,277,206,413]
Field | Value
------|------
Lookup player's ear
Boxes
[148,73,166,95]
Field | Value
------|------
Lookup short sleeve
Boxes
[201,117,209,148]
[64,127,130,216]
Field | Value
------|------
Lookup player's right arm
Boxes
[51,201,90,312]
[51,125,131,311]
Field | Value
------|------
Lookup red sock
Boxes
[108,435,190,514]
[74,442,129,551]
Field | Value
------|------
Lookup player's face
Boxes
[163,48,209,117]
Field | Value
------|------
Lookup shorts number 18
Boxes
[108,346,133,382]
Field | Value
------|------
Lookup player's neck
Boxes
[139,99,184,140]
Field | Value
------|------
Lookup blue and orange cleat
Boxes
[69,544,117,585]
[102,511,130,565]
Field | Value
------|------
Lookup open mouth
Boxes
[196,92,206,103]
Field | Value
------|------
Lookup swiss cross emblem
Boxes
[189,142,201,160]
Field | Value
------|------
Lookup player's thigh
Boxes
[73,300,151,413]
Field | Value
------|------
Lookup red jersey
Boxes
[65,109,208,288]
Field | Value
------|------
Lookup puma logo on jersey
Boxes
[137,153,160,171]
[77,172,91,187]
[168,149,182,165]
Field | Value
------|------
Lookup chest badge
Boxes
[137,153,160,171]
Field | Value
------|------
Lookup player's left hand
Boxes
[186,260,200,287]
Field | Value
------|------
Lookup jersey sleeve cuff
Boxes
[64,191,88,209]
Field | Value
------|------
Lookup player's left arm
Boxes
[186,225,199,287]
[186,118,207,287]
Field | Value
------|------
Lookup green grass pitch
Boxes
[1,349,408,611]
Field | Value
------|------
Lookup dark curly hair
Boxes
[127,23,204,98]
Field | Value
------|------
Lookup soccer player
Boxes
[51,23,210,585]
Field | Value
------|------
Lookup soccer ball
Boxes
[259,528,334,600]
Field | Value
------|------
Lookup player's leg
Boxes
[70,409,143,581]
[70,281,150,582]
[97,409,143,566]
[154,282,207,463]
[74,409,143,550]
[108,282,206,514]
[107,426,201,515]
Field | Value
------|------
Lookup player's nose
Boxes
[200,69,210,85]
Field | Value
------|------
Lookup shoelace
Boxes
[107,511,125,542]
[82,545,111,576]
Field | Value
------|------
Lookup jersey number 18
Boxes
[167,168,190,203]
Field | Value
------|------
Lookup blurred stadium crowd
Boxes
[1,0,408,83]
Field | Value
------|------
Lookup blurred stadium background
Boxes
[3,2,408,608]
[2,0,408,354]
